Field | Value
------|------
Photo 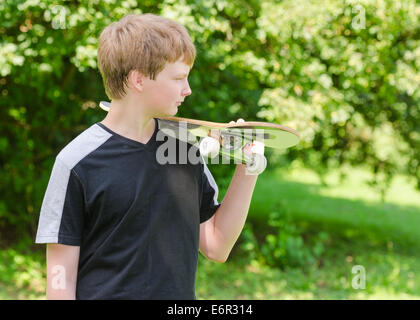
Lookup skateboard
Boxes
[99,101,299,175]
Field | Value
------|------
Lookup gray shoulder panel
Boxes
[35,124,112,244]
[57,124,113,169]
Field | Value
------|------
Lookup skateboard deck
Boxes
[99,101,299,166]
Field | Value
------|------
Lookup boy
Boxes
[35,13,262,300]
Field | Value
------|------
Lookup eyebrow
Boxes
[176,73,189,77]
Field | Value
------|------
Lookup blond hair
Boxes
[97,13,196,99]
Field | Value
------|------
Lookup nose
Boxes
[182,80,192,97]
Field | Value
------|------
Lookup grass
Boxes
[249,163,420,249]
[1,163,420,299]
[196,246,420,299]
[195,162,420,299]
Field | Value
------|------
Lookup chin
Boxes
[168,106,179,116]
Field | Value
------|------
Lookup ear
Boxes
[128,70,144,92]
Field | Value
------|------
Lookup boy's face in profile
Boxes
[138,56,192,116]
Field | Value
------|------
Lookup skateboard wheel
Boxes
[245,154,267,175]
[199,136,220,158]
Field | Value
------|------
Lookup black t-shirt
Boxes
[35,118,221,299]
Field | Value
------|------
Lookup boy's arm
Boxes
[46,244,80,300]
[200,163,258,263]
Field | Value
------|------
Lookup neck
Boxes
[100,98,156,144]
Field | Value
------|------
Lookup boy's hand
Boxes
[229,118,265,156]
[243,140,265,156]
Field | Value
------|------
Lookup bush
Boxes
[239,210,330,269]
[1,0,419,246]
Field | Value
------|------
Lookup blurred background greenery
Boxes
[0,0,419,299]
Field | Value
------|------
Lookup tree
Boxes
[0,0,418,244]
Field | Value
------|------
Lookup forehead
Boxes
[163,58,191,74]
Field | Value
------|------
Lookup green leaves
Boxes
[1,0,419,246]
[254,0,420,189]
[240,210,330,269]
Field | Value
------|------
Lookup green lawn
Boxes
[196,163,420,299]
[251,163,420,248]
[1,163,420,299]
[196,249,420,299]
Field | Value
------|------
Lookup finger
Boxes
[251,140,265,154]
[209,129,221,140]
[242,142,253,156]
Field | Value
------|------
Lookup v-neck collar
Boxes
[96,118,159,150]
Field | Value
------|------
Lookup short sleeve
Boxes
[35,157,85,246]
[200,160,221,223]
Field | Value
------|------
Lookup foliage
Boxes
[0,248,44,299]
[239,209,330,269]
[0,0,419,244]
[254,0,420,190]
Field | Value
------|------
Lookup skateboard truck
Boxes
[199,132,267,175]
